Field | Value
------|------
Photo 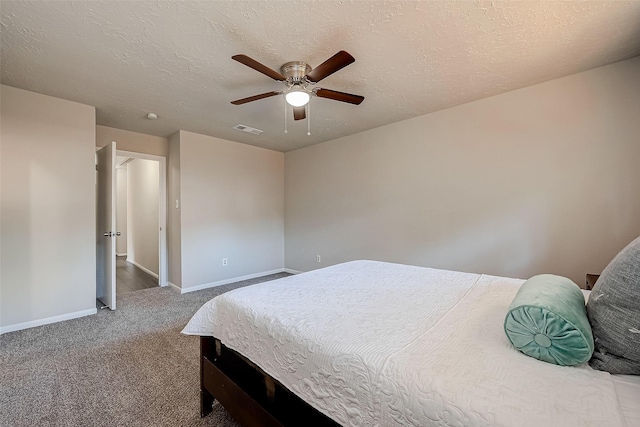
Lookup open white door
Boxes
[96,141,117,310]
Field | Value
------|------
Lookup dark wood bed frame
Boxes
[200,336,342,427]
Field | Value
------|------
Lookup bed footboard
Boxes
[199,336,341,427]
[199,336,216,417]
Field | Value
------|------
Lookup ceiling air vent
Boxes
[233,124,263,135]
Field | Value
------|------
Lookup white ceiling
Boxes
[2,1,640,152]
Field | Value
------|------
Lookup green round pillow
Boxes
[504,274,594,366]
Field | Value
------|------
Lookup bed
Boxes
[182,260,640,426]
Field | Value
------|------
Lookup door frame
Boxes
[116,149,168,287]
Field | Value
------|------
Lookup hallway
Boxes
[116,256,157,295]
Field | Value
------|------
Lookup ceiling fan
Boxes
[230,51,364,122]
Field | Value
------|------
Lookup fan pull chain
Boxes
[283,95,288,134]
[307,101,311,136]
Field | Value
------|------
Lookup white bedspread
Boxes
[183,260,638,427]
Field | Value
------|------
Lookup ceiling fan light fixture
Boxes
[285,90,310,107]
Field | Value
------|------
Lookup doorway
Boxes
[96,145,167,310]
[115,154,164,294]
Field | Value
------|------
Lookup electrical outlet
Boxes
[316,255,321,263]
[222,258,228,266]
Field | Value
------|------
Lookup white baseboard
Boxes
[0,269,298,334]
[167,281,181,293]
[0,308,97,335]
[180,268,291,294]
[126,258,159,279]
[116,252,127,257]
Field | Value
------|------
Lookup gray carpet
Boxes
[0,273,291,427]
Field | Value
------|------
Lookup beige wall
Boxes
[175,131,285,290]
[1,85,96,330]
[167,132,182,287]
[126,158,160,275]
[96,125,168,157]
[285,57,640,284]
[115,167,128,255]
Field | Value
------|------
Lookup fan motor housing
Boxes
[280,61,312,81]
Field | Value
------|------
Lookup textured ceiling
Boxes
[2,1,640,152]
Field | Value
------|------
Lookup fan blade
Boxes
[315,88,364,105]
[305,51,355,83]
[293,106,306,121]
[232,54,286,81]
[231,91,281,105]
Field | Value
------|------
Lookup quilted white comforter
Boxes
[183,260,633,427]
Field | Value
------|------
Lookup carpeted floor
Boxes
[0,273,291,427]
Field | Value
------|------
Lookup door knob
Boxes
[115,231,122,236]
[104,231,112,237]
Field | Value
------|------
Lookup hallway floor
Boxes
[116,256,158,295]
